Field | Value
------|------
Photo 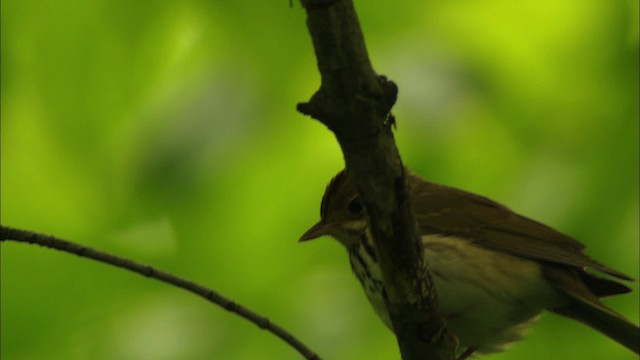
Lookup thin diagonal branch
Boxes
[0,225,320,360]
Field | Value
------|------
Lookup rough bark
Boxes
[297,0,456,359]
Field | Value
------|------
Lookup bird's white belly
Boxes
[357,235,563,354]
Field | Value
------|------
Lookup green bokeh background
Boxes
[2,1,638,359]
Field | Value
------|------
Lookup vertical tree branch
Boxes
[297,1,456,359]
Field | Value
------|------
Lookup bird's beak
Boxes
[299,221,334,242]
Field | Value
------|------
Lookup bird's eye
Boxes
[347,197,364,215]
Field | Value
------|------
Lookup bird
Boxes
[300,169,639,358]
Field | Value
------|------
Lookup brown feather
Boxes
[543,265,640,354]
[408,173,633,281]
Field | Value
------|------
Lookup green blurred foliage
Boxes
[1,0,638,359]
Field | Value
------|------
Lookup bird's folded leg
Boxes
[457,346,477,360]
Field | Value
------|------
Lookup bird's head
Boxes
[299,170,367,249]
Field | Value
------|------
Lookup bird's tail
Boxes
[555,296,639,354]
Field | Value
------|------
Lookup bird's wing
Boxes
[411,177,632,281]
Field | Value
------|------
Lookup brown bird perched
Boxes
[300,169,639,358]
